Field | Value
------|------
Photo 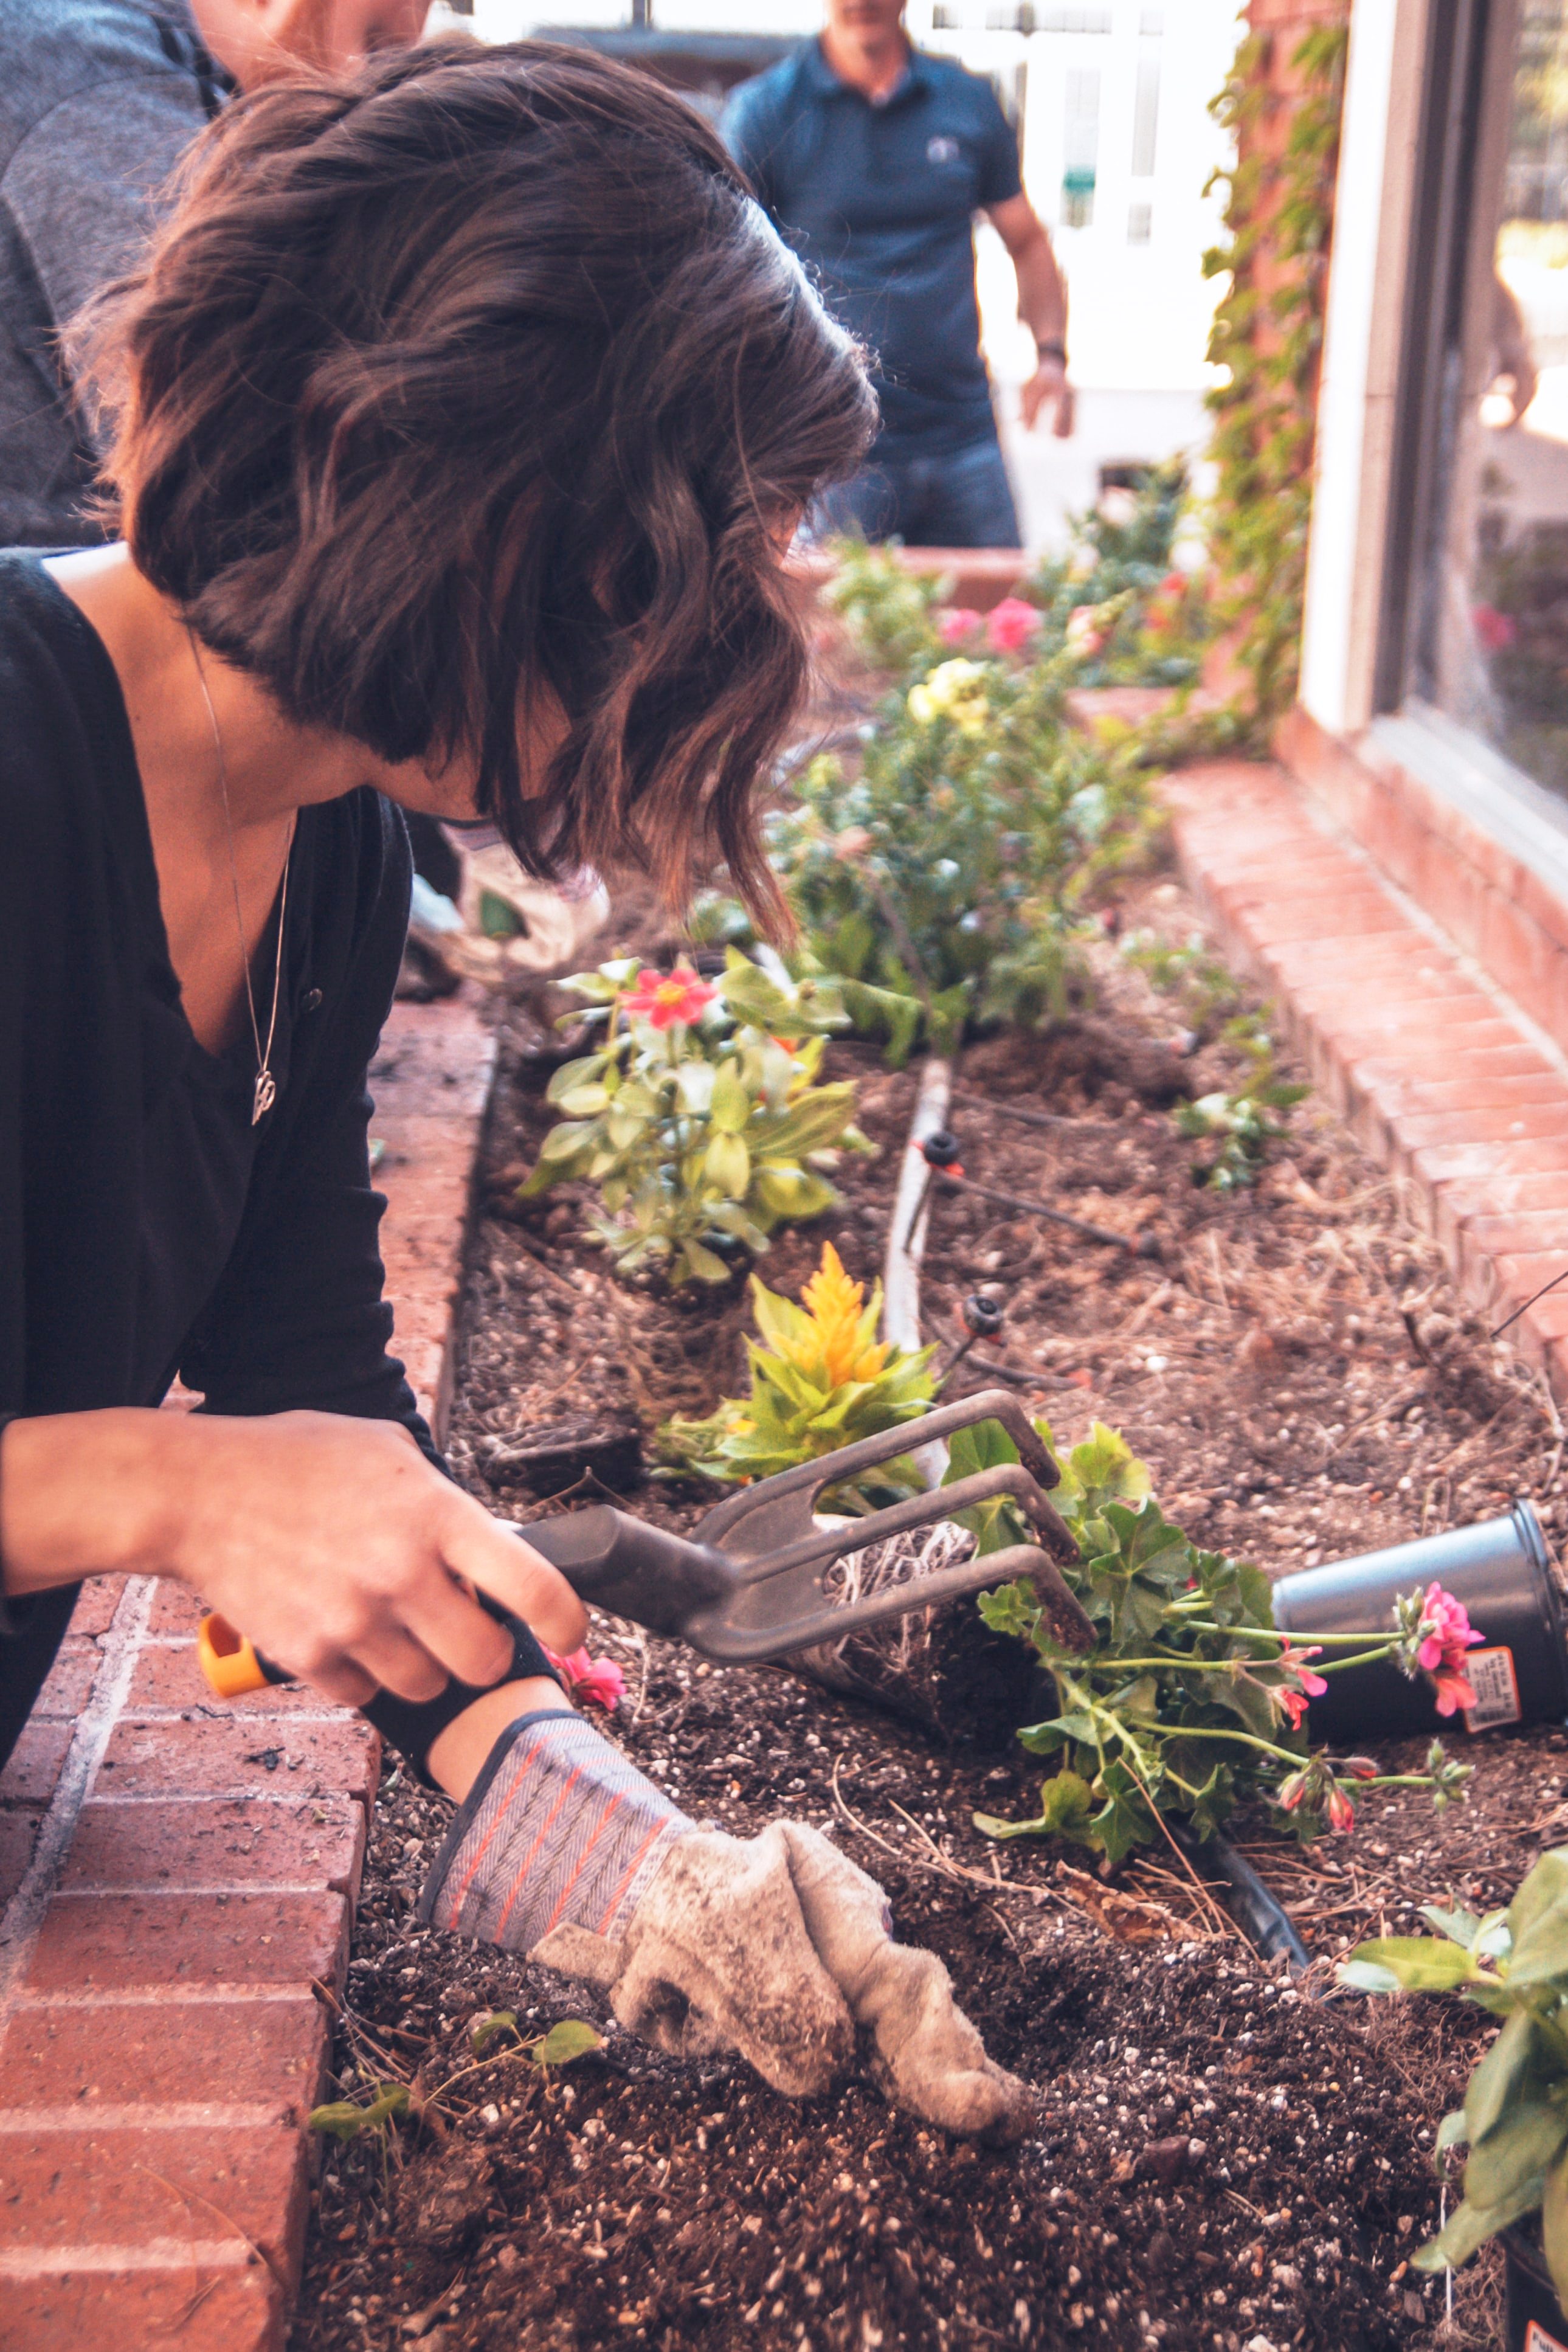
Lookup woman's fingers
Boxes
[440,1495,588,1656]
[298,1656,380,1710]
[348,1625,453,1707]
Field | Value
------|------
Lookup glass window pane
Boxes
[1428,0,1568,792]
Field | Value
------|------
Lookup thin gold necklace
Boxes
[185,626,294,1126]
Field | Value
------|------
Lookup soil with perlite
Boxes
[290,875,1568,2352]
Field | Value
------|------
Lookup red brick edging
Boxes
[1164,761,1568,1393]
[0,994,496,2350]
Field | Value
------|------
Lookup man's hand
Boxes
[0,1406,587,1706]
[1021,356,1074,437]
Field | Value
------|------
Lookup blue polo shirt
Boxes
[722,41,1021,459]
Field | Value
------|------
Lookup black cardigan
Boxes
[0,552,437,1745]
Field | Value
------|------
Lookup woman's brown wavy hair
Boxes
[77,42,876,925]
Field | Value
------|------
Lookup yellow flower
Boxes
[797,1242,889,1388]
[908,658,989,735]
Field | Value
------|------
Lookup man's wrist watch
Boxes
[1037,338,1068,365]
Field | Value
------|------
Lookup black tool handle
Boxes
[515,1506,730,1637]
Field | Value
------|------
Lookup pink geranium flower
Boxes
[620,966,717,1030]
[985,596,1042,654]
[938,607,984,646]
[545,1646,627,1712]
[1416,1582,1483,1677]
[1277,1689,1310,1730]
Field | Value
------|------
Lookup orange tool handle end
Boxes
[196,1612,272,1698]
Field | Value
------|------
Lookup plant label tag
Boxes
[1525,2321,1568,2351]
[1462,1646,1522,1734]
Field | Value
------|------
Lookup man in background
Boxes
[723,0,1072,550]
[0,0,426,546]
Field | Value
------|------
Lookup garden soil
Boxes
[290,875,1568,2352]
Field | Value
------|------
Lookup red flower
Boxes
[545,1646,627,1712]
[938,607,984,646]
[1277,1770,1308,1811]
[986,596,1042,654]
[1325,1782,1356,1834]
[1278,1689,1310,1729]
[620,966,717,1031]
[1431,1667,1479,1719]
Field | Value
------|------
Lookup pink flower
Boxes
[1280,1644,1328,1698]
[1159,572,1186,599]
[620,966,717,1031]
[938,607,984,646]
[1415,1583,1483,1676]
[1277,1689,1310,1730]
[1277,1769,1308,1811]
[985,597,1042,654]
[1325,1782,1356,1834]
[1473,604,1518,654]
[545,1646,627,1712]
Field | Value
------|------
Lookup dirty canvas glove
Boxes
[420,1712,1025,2136]
[776,1819,1034,2145]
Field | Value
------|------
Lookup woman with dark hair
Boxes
[0,43,1027,2137]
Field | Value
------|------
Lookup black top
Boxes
[722,41,1021,458]
[0,550,433,1466]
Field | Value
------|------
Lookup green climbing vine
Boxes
[1202,15,1349,723]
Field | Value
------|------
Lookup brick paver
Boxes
[0,992,497,2349]
[1164,761,1568,1394]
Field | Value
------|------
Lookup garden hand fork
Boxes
[196,1388,1093,1692]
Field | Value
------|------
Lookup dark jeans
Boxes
[812,428,1022,549]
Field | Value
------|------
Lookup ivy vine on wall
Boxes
[1201,14,1350,724]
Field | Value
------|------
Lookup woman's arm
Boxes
[0,1405,585,1707]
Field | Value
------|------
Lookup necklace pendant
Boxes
[252,1068,277,1126]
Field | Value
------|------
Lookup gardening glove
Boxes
[419,1711,1031,2139]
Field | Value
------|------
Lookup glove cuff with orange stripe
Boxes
[417,1710,692,1954]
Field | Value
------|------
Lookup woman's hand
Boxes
[533,1820,1033,2142]
[0,1406,586,1707]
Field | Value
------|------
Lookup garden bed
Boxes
[292,871,1568,2352]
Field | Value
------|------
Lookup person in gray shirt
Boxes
[0,0,426,547]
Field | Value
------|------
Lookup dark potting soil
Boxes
[290,872,1568,2352]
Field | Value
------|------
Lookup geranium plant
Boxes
[658,1242,936,1510]
[518,952,866,1285]
[1338,1847,1568,2302]
[954,1416,1472,1863]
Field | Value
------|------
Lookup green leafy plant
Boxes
[1022,462,1211,691]
[308,2019,603,2145]
[468,2013,604,2067]
[820,537,947,674]
[518,952,866,1284]
[1203,18,1349,721]
[768,653,1153,1063]
[1339,1849,1568,2302]
[953,1417,1470,1864]
[1173,1025,1310,1190]
[658,1240,936,1509]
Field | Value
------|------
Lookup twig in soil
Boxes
[1493,1265,1568,1339]
[951,1355,1042,1388]
[935,1169,1156,1256]
[508,1230,598,1306]
[311,1979,413,2089]
[829,1760,1057,1906]
[950,1089,1084,1136]
[1316,1378,1428,1467]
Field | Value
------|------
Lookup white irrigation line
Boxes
[883,1056,953,1489]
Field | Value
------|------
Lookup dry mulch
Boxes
[289,872,1568,2352]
